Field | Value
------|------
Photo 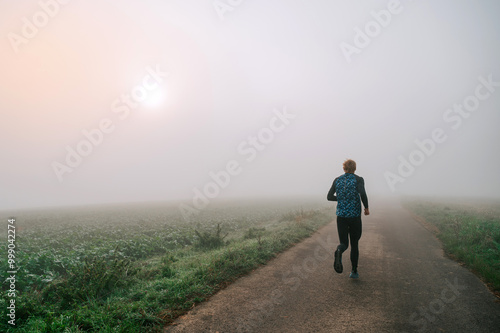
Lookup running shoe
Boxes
[349,270,359,279]
[333,249,343,273]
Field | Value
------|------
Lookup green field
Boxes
[402,197,500,294]
[1,199,333,332]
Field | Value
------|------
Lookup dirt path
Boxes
[164,198,500,332]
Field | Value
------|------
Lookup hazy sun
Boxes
[142,88,169,111]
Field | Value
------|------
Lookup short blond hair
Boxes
[343,159,356,173]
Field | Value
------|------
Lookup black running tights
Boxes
[336,216,362,270]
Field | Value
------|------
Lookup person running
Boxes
[327,159,369,279]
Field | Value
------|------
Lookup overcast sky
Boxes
[1,0,499,210]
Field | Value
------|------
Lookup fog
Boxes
[1,0,499,211]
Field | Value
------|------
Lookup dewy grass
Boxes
[402,198,500,294]
[0,200,332,332]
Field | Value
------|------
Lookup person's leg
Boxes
[348,216,362,271]
[336,216,350,253]
[334,217,350,273]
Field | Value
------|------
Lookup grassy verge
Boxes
[402,198,500,294]
[1,205,332,332]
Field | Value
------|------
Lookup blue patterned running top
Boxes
[335,173,362,218]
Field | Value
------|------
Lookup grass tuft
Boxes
[194,224,228,250]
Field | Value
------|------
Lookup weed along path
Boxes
[164,199,500,333]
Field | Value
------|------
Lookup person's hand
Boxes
[364,208,370,216]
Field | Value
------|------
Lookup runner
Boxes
[327,159,369,278]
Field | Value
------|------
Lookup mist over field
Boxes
[1,0,500,211]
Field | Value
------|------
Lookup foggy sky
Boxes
[1,0,500,211]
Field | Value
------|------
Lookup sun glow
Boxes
[142,87,169,111]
